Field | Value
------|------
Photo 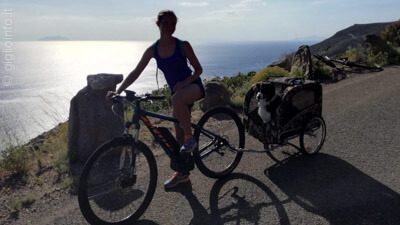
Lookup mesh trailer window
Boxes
[292,90,315,111]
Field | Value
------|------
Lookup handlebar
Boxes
[313,45,338,69]
[110,90,166,104]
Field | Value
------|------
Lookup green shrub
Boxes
[10,198,21,211]
[142,85,172,112]
[37,158,43,170]
[250,67,289,84]
[54,146,69,176]
[216,71,255,108]
[290,66,305,79]
[60,177,78,190]
[20,192,36,207]
[10,192,37,211]
[311,60,333,80]
[381,20,400,47]
[54,160,68,175]
[337,46,399,66]
[41,122,68,154]
[388,48,400,64]
[367,50,389,66]
[337,48,358,61]
[235,80,253,97]
[0,145,30,175]
[220,71,255,92]
[230,96,245,109]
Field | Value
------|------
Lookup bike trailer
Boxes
[243,77,323,144]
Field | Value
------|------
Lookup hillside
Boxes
[310,22,394,56]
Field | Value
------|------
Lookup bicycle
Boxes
[313,46,383,73]
[78,90,245,225]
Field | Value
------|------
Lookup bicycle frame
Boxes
[126,101,215,158]
[313,45,382,72]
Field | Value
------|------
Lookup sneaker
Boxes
[180,136,198,154]
[164,172,190,189]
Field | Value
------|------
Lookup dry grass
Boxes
[0,121,73,215]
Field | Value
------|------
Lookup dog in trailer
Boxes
[256,83,280,125]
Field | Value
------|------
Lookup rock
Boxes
[68,74,124,164]
[87,74,123,90]
[363,34,392,54]
[269,45,313,79]
[291,45,313,79]
[199,82,232,112]
[269,55,293,71]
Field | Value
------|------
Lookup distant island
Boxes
[39,35,70,41]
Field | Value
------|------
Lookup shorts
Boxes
[193,77,205,99]
[171,77,205,101]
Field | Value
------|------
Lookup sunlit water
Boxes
[0,40,315,152]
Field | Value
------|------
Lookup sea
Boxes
[0,40,317,152]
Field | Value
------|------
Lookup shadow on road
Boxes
[134,219,161,225]
[209,173,291,225]
[265,153,400,224]
[165,153,400,224]
[168,173,291,225]
[166,182,216,225]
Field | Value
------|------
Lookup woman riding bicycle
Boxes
[107,10,205,189]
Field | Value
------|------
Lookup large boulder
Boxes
[269,45,313,79]
[351,35,392,62]
[291,45,313,78]
[68,74,124,164]
[199,82,232,112]
[363,34,392,53]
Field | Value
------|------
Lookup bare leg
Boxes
[171,83,203,140]
[173,111,185,146]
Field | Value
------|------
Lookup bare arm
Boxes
[116,46,154,94]
[184,41,202,83]
[173,41,202,91]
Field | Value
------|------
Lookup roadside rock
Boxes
[363,34,392,54]
[87,74,124,90]
[199,82,232,112]
[68,74,124,164]
[269,45,313,79]
[291,45,313,78]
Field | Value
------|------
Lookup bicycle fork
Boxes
[119,128,140,178]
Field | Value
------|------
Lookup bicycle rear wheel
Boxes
[193,107,244,178]
[78,138,157,225]
[299,116,326,155]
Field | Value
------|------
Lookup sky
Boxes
[1,0,399,42]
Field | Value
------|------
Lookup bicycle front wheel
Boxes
[347,61,383,72]
[193,107,244,178]
[78,138,157,225]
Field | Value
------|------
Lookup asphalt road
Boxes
[138,66,400,225]
[12,66,400,225]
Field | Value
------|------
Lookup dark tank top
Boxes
[153,38,192,90]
